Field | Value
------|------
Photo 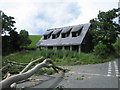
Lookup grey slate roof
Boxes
[61,27,72,33]
[44,30,53,35]
[37,23,91,47]
[52,28,62,35]
[71,25,83,32]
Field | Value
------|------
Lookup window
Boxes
[48,46,53,49]
[48,34,51,38]
[52,31,61,39]
[72,32,77,37]
[61,28,71,38]
[72,27,82,37]
[44,35,48,39]
[43,32,52,40]
[61,33,66,38]
[56,31,61,38]
[52,35,56,39]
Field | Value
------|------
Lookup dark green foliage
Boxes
[1,12,16,35]
[2,12,31,55]
[94,41,112,58]
[89,8,120,58]
[113,38,120,54]
[1,12,19,55]
[90,8,120,46]
[2,30,31,56]
[2,36,12,55]
[9,30,21,51]
[19,30,32,48]
[2,30,21,56]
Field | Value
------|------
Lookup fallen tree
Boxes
[0,57,65,89]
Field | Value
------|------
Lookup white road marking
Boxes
[114,61,119,77]
[68,61,119,78]
[107,62,112,76]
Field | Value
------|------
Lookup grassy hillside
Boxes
[28,35,42,48]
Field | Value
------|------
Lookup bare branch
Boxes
[0,58,64,89]
[10,57,45,88]
[20,57,45,73]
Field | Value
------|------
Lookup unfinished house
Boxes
[37,23,91,53]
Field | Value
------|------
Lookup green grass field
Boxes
[28,35,42,48]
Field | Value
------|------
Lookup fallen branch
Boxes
[10,57,45,88]
[20,57,45,73]
[0,59,64,89]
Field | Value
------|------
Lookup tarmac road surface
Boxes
[17,58,120,89]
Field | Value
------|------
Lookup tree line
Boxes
[1,11,31,55]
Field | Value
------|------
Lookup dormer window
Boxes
[61,27,72,38]
[43,30,53,40]
[52,28,62,39]
[71,25,83,37]
[72,32,77,37]
[43,34,52,40]
[61,33,66,38]
[44,35,48,40]
[52,34,56,39]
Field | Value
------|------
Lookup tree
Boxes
[1,11,16,35]
[94,41,111,58]
[9,30,20,51]
[2,12,31,55]
[1,12,18,55]
[90,8,120,46]
[19,30,31,49]
[113,38,120,54]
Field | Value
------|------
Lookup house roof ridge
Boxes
[47,23,90,31]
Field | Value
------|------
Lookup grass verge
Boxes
[2,49,114,65]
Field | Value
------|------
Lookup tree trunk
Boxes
[0,59,64,89]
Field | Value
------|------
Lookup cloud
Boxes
[0,0,119,35]
[0,1,81,34]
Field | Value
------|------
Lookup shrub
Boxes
[94,41,111,58]
[113,38,120,54]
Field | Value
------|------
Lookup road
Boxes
[17,58,120,89]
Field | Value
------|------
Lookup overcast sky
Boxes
[0,0,119,35]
